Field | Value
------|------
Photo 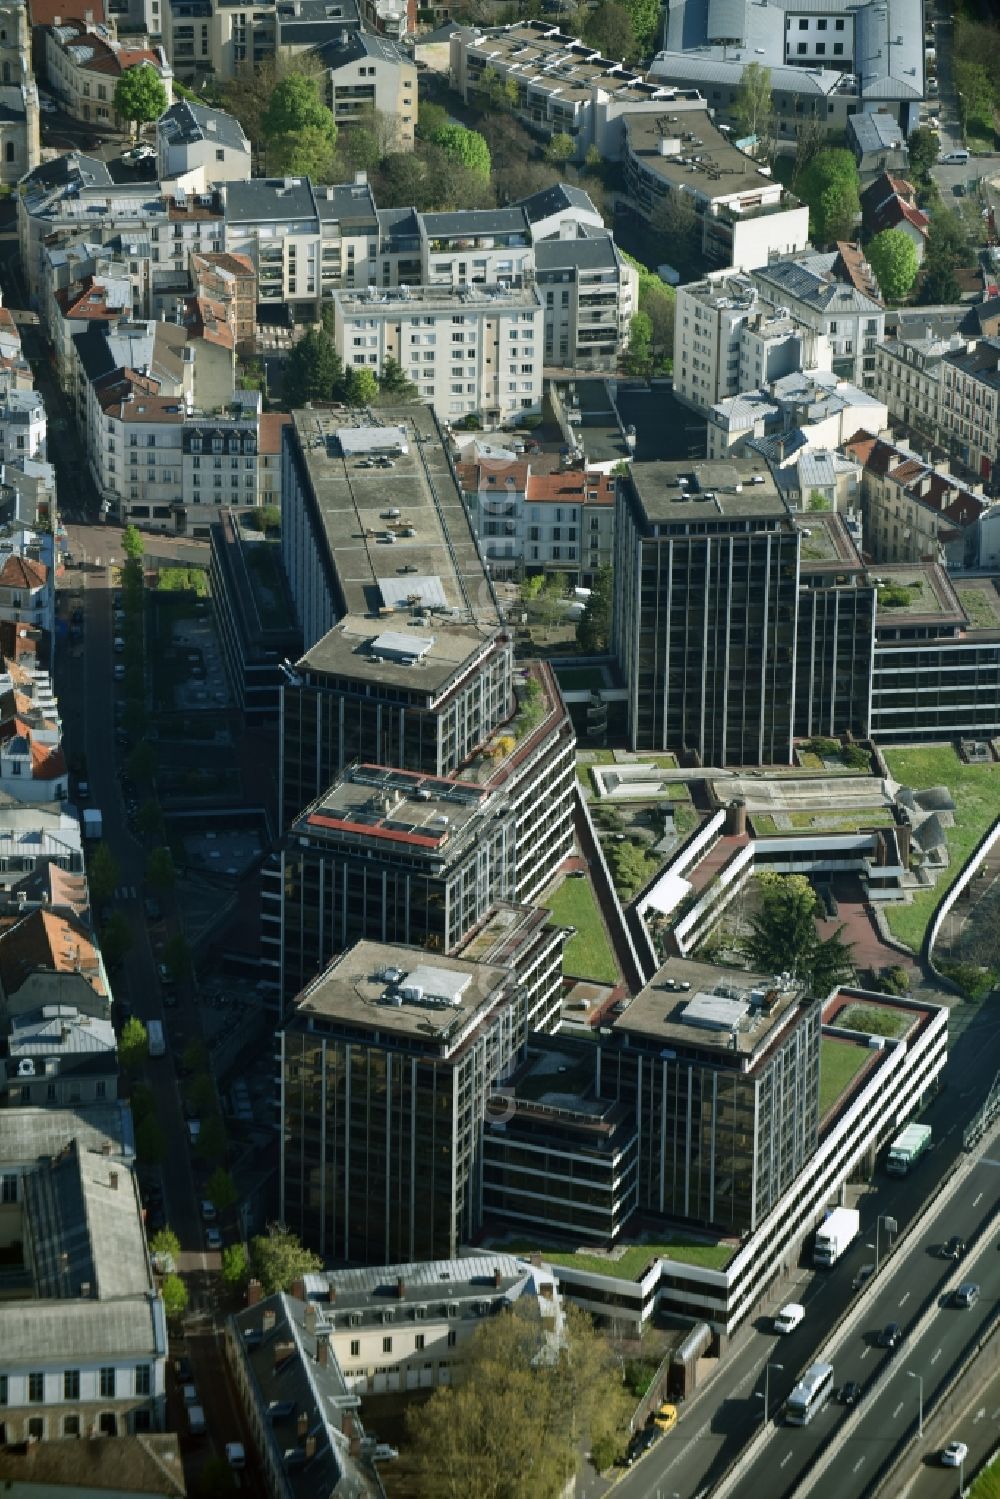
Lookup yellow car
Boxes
[652,1402,678,1433]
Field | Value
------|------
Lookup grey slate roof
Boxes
[22,1141,151,1301]
[312,178,379,228]
[0,1298,162,1363]
[534,235,619,273]
[223,177,318,225]
[0,1102,133,1165]
[315,27,409,68]
[158,99,248,154]
[421,207,530,238]
[753,253,883,316]
[516,181,601,226]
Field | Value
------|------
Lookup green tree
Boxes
[428,123,491,178]
[119,1015,149,1075]
[257,503,281,533]
[584,1,637,61]
[89,843,119,907]
[650,190,700,266]
[345,365,379,406]
[149,1227,181,1264]
[183,1038,209,1075]
[377,356,418,402]
[733,61,773,150]
[198,1457,237,1497]
[261,73,336,149]
[100,911,133,970]
[197,1113,227,1164]
[282,327,343,408]
[954,58,995,140]
[908,126,939,183]
[127,741,157,787]
[187,1072,217,1116]
[206,1166,238,1213]
[161,1273,188,1320]
[623,310,653,378]
[481,66,518,112]
[608,839,655,899]
[163,933,191,982]
[798,148,860,243]
[136,1114,165,1165]
[577,565,612,653]
[146,845,176,894]
[817,179,859,244]
[415,101,449,140]
[546,131,575,164]
[249,1224,322,1295]
[222,1242,250,1286]
[742,872,854,994]
[623,0,661,56]
[113,66,168,137]
[867,228,919,302]
[268,125,337,180]
[121,523,144,560]
[137,799,164,841]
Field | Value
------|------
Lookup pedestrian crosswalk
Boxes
[114,885,138,901]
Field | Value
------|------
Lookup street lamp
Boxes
[907,1370,923,1438]
[867,1214,898,1274]
[755,1361,784,1426]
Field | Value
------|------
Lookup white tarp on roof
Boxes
[337,425,409,456]
[641,868,692,917]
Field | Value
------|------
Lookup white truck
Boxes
[82,807,102,840]
[146,1020,165,1058]
[814,1206,860,1268]
[887,1122,932,1175]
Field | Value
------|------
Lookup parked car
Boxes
[123,143,156,163]
[625,1426,658,1465]
[37,92,58,113]
[226,1444,246,1470]
[205,1226,223,1251]
[651,1402,678,1433]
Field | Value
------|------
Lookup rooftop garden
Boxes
[819,1036,871,1118]
[883,745,1000,952]
[497,1236,733,1279]
[752,807,894,836]
[833,1003,912,1039]
[541,877,619,985]
[955,582,1000,631]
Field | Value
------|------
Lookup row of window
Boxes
[0,1366,150,1403]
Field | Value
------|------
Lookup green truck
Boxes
[887,1122,932,1175]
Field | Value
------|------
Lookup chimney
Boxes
[305,1434,317,1460]
[316,1333,329,1367]
[101,1139,112,1156]
[726,798,747,836]
[494,1267,503,1288]
[84,6,93,20]
[291,1277,306,1302]
[109,1170,119,1190]
[304,1301,317,1332]
[262,1307,276,1333]
[354,170,368,187]
[396,1276,405,1299]
[297,1412,309,1441]
[247,1277,263,1307]
[325,1285,336,1304]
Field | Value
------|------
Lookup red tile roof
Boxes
[0,555,47,590]
[29,0,105,24]
[259,412,290,455]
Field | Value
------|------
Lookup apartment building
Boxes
[750,253,885,389]
[450,22,705,162]
[535,235,636,373]
[156,98,251,185]
[316,28,416,150]
[621,111,809,273]
[458,447,615,582]
[0,0,39,187]
[44,21,172,128]
[674,271,830,414]
[873,324,965,455]
[279,941,528,1263]
[650,0,924,147]
[189,250,257,355]
[0,1127,165,1443]
[0,651,67,803]
[162,0,275,81]
[612,456,802,763]
[938,338,1000,482]
[845,431,988,570]
[0,802,84,893]
[331,283,545,426]
[706,369,888,461]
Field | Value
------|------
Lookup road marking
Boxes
[931,1348,942,1365]
[860,1347,871,1360]
[898,1291,910,1307]
[974,1191,984,1206]
[992,1408,1000,1421]
[893,1403,904,1419]
[975,1408,987,1424]
[979,1158,1000,1169]
[853,1457,866,1474]
[780,1452,792,1469]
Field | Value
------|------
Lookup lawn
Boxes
[883,746,1000,951]
[499,1237,733,1279]
[556,666,607,692]
[819,1037,871,1117]
[752,808,894,835]
[541,878,619,984]
[971,1453,1000,1499]
[955,584,1000,631]
[835,1003,911,1039]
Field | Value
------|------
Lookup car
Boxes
[205,1226,223,1251]
[187,1119,201,1145]
[625,1426,659,1465]
[144,897,162,921]
[878,1322,902,1349]
[954,1282,980,1308]
[37,93,58,114]
[839,1380,861,1406]
[123,143,155,163]
[942,1441,969,1468]
[113,664,125,681]
[943,1235,966,1260]
[774,1303,805,1334]
[173,1356,192,1382]
[114,636,125,652]
[927,115,941,130]
[651,1402,678,1433]
[78,780,89,799]
[182,1383,199,1406]
[200,1199,216,1222]
[225,1443,246,1470]
[157,963,174,986]
[852,1262,875,1292]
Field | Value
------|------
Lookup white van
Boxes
[774,1302,806,1334]
[187,1405,206,1436]
[940,149,970,165]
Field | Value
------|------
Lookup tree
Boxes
[121,523,144,560]
[623,0,661,56]
[377,356,418,403]
[733,62,773,151]
[584,1,637,61]
[124,698,147,736]
[198,1457,237,1497]
[642,282,675,370]
[100,911,133,970]
[183,1038,209,1075]
[119,1016,149,1074]
[163,933,191,982]
[345,365,379,406]
[268,124,337,181]
[623,310,653,378]
[282,327,343,408]
[741,872,854,994]
[222,1242,250,1286]
[113,66,168,137]
[919,260,961,306]
[608,839,655,900]
[577,565,612,653]
[127,741,157,787]
[261,73,336,150]
[146,845,176,894]
[817,179,859,244]
[250,1225,322,1295]
[481,66,518,112]
[135,1114,165,1165]
[546,131,575,164]
[908,126,939,184]
[149,1227,181,1263]
[257,503,281,533]
[137,799,164,842]
[161,1273,188,1320]
[866,228,919,302]
[197,1113,227,1164]
[428,123,491,179]
[206,1166,238,1213]
[88,842,119,907]
[798,148,860,243]
[650,190,699,265]
[415,101,449,140]
[187,1072,217,1116]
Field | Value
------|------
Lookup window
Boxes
[447,1330,457,1347]
[27,1417,43,1441]
[382,1336,392,1354]
[64,1370,80,1400]
[834,42,843,53]
[835,17,844,28]
[815,42,825,53]
[0,1376,7,1405]
[799,17,807,27]
[817,16,827,28]
[1,1175,15,1204]
[350,1339,360,1357]
[4,143,12,164]
[28,1372,44,1403]
[100,1368,115,1399]
[135,1365,151,1397]
[797,42,807,53]
[415,1334,425,1351]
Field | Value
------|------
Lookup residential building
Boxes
[331,282,545,426]
[0,800,84,892]
[707,369,888,461]
[621,111,809,273]
[0,908,109,1028]
[44,21,172,128]
[845,431,989,568]
[0,0,39,186]
[190,250,256,355]
[156,98,251,185]
[450,22,705,162]
[847,110,910,179]
[0,1435,185,1494]
[458,446,615,582]
[938,338,1000,482]
[650,0,924,148]
[162,0,276,81]
[0,1129,166,1443]
[673,271,830,414]
[0,653,66,803]
[518,182,605,243]
[535,235,637,373]
[612,456,801,763]
[872,323,966,455]
[860,173,929,263]
[280,940,531,1262]
[750,252,885,388]
[50,269,136,397]
[2,1001,117,1109]
[314,29,416,150]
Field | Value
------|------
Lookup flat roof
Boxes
[291,938,511,1045]
[299,610,501,695]
[296,763,491,851]
[335,283,543,314]
[613,956,804,1061]
[624,109,779,202]
[872,563,964,620]
[628,456,786,523]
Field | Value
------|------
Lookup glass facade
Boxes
[795,584,875,740]
[872,635,1000,741]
